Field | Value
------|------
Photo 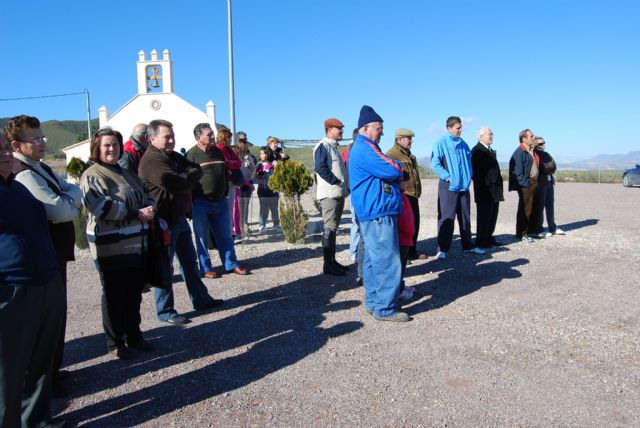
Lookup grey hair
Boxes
[193,123,213,138]
[148,119,173,139]
[476,126,492,140]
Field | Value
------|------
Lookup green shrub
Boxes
[66,157,89,181]
[268,160,314,244]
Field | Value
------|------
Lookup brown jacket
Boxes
[386,143,422,198]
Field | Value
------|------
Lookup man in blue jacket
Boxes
[0,134,65,428]
[508,129,539,242]
[349,105,409,322]
[431,116,485,259]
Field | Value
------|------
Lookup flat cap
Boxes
[324,118,344,129]
[395,128,415,138]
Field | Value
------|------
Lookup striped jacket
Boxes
[81,162,155,271]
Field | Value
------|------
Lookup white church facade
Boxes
[63,49,217,162]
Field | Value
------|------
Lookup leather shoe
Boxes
[162,314,190,325]
[228,266,250,275]
[204,271,218,279]
[110,345,134,360]
[196,299,224,311]
[128,338,153,352]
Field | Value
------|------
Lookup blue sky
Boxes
[2,0,639,161]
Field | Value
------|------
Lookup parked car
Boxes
[622,164,640,187]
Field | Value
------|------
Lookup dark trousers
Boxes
[406,195,421,256]
[516,179,538,237]
[436,179,473,252]
[53,260,68,375]
[98,267,144,350]
[0,276,65,428]
[536,182,556,232]
[475,202,500,247]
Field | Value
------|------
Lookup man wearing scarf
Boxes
[508,129,540,242]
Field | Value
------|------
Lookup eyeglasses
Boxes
[21,136,47,145]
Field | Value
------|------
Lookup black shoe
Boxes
[196,299,224,311]
[128,338,153,352]
[323,262,346,276]
[162,314,190,325]
[333,260,349,271]
[54,369,70,381]
[110,345,134,360]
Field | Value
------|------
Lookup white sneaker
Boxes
[536,232,547,239]
[464,247,486,255]
[522,236,534,243]
[554,228,566,235]
[544,232,552,238]
[437,251,447,260]
[258,226,266,235]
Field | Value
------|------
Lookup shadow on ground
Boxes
[55,274,362,427]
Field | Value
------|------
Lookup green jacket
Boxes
[386,143,422,198]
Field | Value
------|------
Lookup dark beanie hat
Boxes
[358,105,383,129]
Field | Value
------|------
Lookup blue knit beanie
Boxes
[357,105,383,129]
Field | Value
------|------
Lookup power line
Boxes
[0,91,87,101]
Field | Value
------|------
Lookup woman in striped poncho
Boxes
[81,128,156,359]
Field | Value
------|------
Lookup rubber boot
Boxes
[323,229,345,276]
[328,230,349,271]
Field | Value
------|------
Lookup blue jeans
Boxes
[359,215,402,317]
[154,215,214,320]
[192,198,239,273]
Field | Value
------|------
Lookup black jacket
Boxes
[471,143,504,203]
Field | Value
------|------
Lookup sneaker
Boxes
[437,251,447,260]
[273,225,283,234]
[203,271,218,279]
[553,228,566,235]
[258,225,266,235]
[536,232,547,239]
[544,232,553,238]
[464,247,486,255]
[521,236,534,243]
[373,311,410,322]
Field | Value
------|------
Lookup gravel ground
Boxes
[52,180,640,427]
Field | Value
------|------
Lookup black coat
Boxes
[471,142,504,203]
[535,148,556,185]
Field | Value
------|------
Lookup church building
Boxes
[63,49,216,162]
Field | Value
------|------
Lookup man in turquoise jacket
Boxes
[431,116,485,259]
[349,105,410,322]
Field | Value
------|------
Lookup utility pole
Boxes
[227,0,236,138]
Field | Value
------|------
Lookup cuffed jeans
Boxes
[154,215,215,320]
[192,198,239,274]
[359,215,402,317]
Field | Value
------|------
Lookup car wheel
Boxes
[623,174,631,187]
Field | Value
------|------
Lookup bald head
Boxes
[131,123,148,147]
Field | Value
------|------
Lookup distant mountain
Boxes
[0,118,98,159]
[557,151,640,170]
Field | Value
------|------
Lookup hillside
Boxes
[0,118,98,159]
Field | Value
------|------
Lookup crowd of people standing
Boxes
[1,109,564,426]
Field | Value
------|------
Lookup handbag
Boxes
[144,216,172,289]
